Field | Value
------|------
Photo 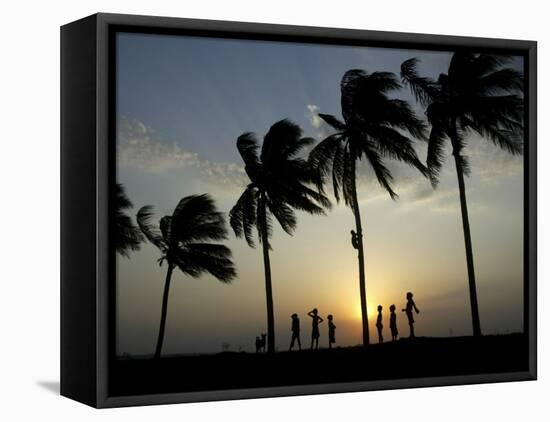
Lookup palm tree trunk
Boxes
[259,192,275,353]
[350,158,370,347]
[451,126,482,338]
[154,263,174,359]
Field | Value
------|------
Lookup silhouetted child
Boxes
[376,305,384,343]
[308,308,324,350]
[402,292,420,338]
[289,313,302,351]
[327,314,336,349]
[350,230,360,250]
[389,304,398,341]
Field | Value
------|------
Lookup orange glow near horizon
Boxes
[343,295,388,323]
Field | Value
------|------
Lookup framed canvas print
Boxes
[60,13,537,408]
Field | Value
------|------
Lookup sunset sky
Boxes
[115,32,524,356]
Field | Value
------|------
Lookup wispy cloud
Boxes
[117,117,248,190]
[306,104,335,140]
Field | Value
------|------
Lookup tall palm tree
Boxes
[229,119,331,353]
[137,194,236,359]
[400,53,524,337]
[115,183,143,257]
[309,70,428,346]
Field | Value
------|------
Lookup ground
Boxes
[110,334,529,396]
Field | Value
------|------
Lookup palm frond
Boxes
[170,194,228,244]
[136,205,167,252]
[115,184,143,257]
[268,182,327,216]
[233,120,332,250]
[450,129,471,177]
[448,52,476,82]
[368,126,429,177]
[261,119,302,166]
[308,133,344,194]
[366,71,402,93]
[279,157,319,186]
[318,113,346,131]
[375,98,428,140]
[462,117,523,155]
[159,216,172,245]
[340,69,368,124]
[229,184,258,247]
[267,197,297,236]
[115,215,143,257]
[400,58,440,107]
[468,95,524,123]
[331,140,346,203]
[405,51,524,186]
[115,183,133,210]
[341,146,356,207]
[363,146,397,200]
[471,54,513,78]
[256,200,273,249]
[426,124,448,187]
[174,244,236,283]
[341,69,402,126]
[237,132,262,181]
[280,136,315,159]
[477,68,524,95]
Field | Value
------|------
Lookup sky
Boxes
[115,32,524,356]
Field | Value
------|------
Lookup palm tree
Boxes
[309,70,428,346]
[400,53,524,337]
[229,119,331,353]
[115,183,143,257]
[137,194,236,359]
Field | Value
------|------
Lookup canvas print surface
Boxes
[112,31,527,396]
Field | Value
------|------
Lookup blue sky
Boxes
[116,33,453,162]
[116,32,524,356]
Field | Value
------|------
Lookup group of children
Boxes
[289,308,336,351]
[375,292,420,344]
[288,292,420,351]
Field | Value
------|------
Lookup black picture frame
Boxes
[61,12,537,408]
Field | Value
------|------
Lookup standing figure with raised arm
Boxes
[402,292,420,338]
[308,308,324,350]
[289,313,302,351]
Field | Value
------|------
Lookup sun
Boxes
[351,300,382,323]
[354,302,363,321]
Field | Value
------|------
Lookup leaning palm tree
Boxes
[230,119,331,353]
[401,53,524,337]
[309,70,428,346]
[137,194,236,359]
[115,183,143,257]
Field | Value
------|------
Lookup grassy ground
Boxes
[110,333,528,396]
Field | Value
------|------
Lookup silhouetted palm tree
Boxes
[115,183,143,257]
[401,53,523,337]
[309,70,428,346]
[137,194,236,359]
[230,119,331,353]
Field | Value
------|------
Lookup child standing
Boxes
[308,308,324,350]
[402,292,420,338]
[327,314,336,349]
[376,305,384,343]
[389,304,398,341]
[289,313,302,351]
